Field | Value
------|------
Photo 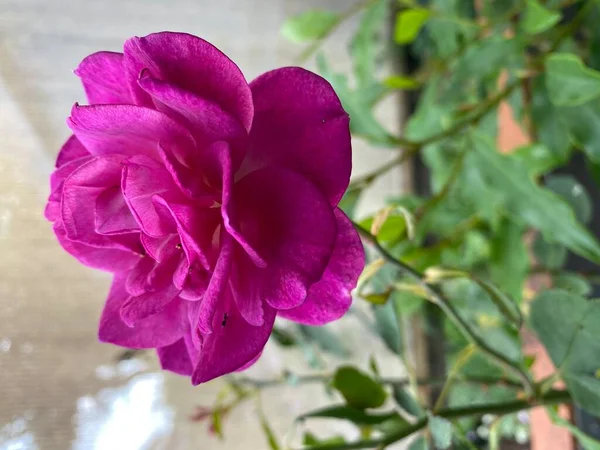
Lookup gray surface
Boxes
[0,1,405,448]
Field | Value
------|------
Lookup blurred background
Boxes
[0,0,404,449]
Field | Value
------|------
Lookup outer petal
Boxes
[278,209,364,325]
[61,155,141,253]
[232,166,337,310]
[192,290,276,384]
[46,155,93,222]
[99,274,187,349]
[245,67,351,206]
[138,74,248,171]
[124,32,253,130]
[55,135,91,168]
[157,338,193,376]
[75,51,133,105]
[68,104,196,160]
[95,187,140,235]
[120,284,181,327]
[53,221,140,272]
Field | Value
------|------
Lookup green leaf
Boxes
[533,235,567,270]
[259,413,281,450]
[351,0,388,89]
[303,432,346,447]
[546,175,593,224]
[554,273,592,297]
[521,0,561,35]
[363,291,392,305]
[384,75,421,90]
[512,143,564,177]
[454,36,523,82]
[372,299,403,355]
[300,405,398,425]
[339,187,362,219]
[408,435,429,450]
[317,54,395,147]
[547,406,600,450]
[531,77,572,160]
[299,325,349,357]
[471,132,600,264]
[559,101,600,163]
[392,385,424,417]
[332,366,388,409]
[394,8,431,44]
[280,10,338,43]
[546,53,600,106]
[428,413,453,449]
[489,219,529,301]
[530,290,600,416]
[270,326,297,347]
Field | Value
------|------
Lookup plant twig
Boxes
[354,225,536,396]
[300,389,571,450]
[348,150,415,190]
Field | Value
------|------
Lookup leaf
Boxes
[546,175,593,224]
[471,132,600,264]
[332,366,388,409]
[351,0,388,89]
[299,325,349,357]
[392,385,424,417]
[280,10,338,43]
[454,36,523,82]
[317,54,395,147]
[521,0,561,35]
[472,276,522,327]
[299,405,398,425]
[530,290,600,416]
[547,406,600,450]
[408,435,429,450]
[303,432,346,447]
[512,143,564,177]
[339,187,362,219]
[489,218,529,301]
[394,8,431,44]
[270,326,297,347]
[546,53,600,106]
[533,235,567,270]
[558,100,600,163]
[372,300,403,355]
[384,75,421,90]
[259,413,281,450]
[428,413,453,449]
[363,291,392,305]
[554,273,592,297]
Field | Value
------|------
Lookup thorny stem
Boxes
[300,389,572,450]
[354,225,536,397]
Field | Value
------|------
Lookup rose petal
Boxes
[278,209,363,325]
[95,187,140,235]
[232,166,337,310]
[245,67,351,206]
[75,51,133,105]
[191,290,276,384]
[55,135,90,168]
[229,246,265,326]
[68,103,196,160]
[124,32,253,130]
[61,155,141,252]
[126,256,157,296]
[46,154,93,222]
[99,274,187,348]
[157,338,193,376]
[53,221,140,272]
[140,233,179,262]
[138,74,248,171]
[120,283,181,327]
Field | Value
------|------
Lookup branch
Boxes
[301,389,571,450]
[354,225,536,395]
[348,150,414,190]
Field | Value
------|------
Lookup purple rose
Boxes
[45,32,364,384]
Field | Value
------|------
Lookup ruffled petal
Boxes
[245,67,351,206]
[55,135,91,168]
[68,103,196,160]
[157,338,193,376]
[231,166,337,310]
[95,187,140,235]
[124,32,253,130]
[61,155,141,253]
[75,51,133,105]
[99,274,187,349]
[191,290,276,384]
[138,74,248,171]
[53,221,140,272]
[120,283,181,327]
[278,209,363,325]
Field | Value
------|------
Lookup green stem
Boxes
[302,390,571,450]
[354,225,536,396]
[348,150,414,190]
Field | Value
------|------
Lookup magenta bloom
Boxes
[45,32,364,384]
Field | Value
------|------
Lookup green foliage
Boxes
[428,413,453,449]
[521,0,561,35]
[546,53,600,106]
[395,8,431,44]
[332,366,388,409]
[280,10,338,43]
